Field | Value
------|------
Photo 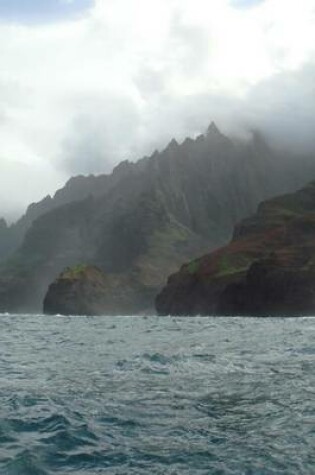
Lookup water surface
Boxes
[0,315,314,474]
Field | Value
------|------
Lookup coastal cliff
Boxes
[156,182,315,316]
[0,123,314,314]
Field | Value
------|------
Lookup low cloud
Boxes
[0,0,314,219]
[60,93,141,175]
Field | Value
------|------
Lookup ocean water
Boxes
[0,315,314,475]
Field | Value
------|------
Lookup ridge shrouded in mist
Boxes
[0,0,314,221]
[0,123,314,314]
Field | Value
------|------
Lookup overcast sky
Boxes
[0,0,314,220]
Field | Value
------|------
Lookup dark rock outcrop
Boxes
[156,182,315,316]
[43,265,134,316]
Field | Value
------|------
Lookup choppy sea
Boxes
[0,314,314,474]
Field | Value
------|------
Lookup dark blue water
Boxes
[0,315,314,474]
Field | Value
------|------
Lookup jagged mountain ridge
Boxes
[0,173,119,261]
[0,122,314,313]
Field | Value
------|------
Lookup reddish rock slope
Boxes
[156,182,315,316]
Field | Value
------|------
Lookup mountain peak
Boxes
[206,121,221,136]
[113,160,132,177]
[166,138,179,151]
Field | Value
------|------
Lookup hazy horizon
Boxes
[0,0,314,220]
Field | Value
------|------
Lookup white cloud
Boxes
[0,0,315,218]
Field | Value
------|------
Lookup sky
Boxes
[0,0,93,23]
[0,0,314,220]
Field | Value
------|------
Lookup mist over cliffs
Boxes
[0,122,314,314]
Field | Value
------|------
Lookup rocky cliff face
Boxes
[43,265,135,316]
[156,182,315,316]
[0,123,314,314]
[0,174,114,262]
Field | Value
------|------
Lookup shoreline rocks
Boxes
[44,265,119,316]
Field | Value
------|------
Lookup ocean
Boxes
[0,315,314,474]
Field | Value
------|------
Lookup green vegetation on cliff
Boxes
[156,182,315,316]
